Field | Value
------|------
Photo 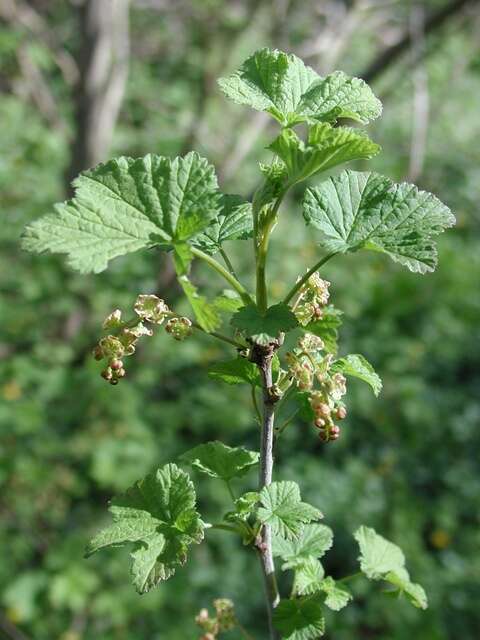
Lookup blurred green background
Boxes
[1,1,479,639]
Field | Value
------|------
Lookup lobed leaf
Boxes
[192,194,253,255]
[331,354,382,396]
[269,124,380,186]
[273,523,333,569]
[231,302,298,344]
[293,558,325,596]
[318,576,352,611]
[273,595,325,639]
[354,526,428,609]
[22,152,221,273]
[258,482,323,540]
[208,357,260,386]
[219,48,381,127]
[85,464,204,594]
[180,441,259,481]
[303,169,455,273]
[297,70,382,124]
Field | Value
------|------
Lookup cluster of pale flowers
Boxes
[287,276,347,442]
[93,294,192,384]
[195,598,237,640]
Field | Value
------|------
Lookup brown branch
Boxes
[252,344,280,640]
[360,0,473,83]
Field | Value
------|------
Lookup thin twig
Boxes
[251,385,262,424]
[220,247,241,281]
[282,253,337,306]
[191,247,254,305]
[256,350,280,640]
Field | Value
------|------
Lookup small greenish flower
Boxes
[214,598,236,631]
[165,317,193,341]
[299,332,324,354]
[134,294,170,324]
[98,335,125,359]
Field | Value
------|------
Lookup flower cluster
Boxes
[195,599,237,639]
[294,272,331,326]
[287,331,347,442]
[93,294,182,384]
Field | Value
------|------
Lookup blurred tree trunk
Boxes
[360,0,472,83]
[64,0,130,194]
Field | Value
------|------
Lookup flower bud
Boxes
[110,378,119,386]
[101,367,112,381]
[335,406,347,420]
[110,359,123,371]
[314,418,325,428]
[116,368,126,378]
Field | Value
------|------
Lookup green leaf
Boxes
[208,358,260,386]
[257,482,323,540]
[218,48,318,126]
[180,441,259,481]
[225,491,260,524]
[269,124,380,185]
[297,70,382,124]
[218,48,381,127]
[330,354,382,396]
[293,558,325,596]
[318,577,352,611]
[192,194,253,255]
[385,569,428,609]
[231,302,298,344]
[303,169,455,274]
[354,526,428,609]
[85,464,204,594]
[304,306,343,354]
[273,524,333,569]
[177,274,220,332]
[173,242,193,275]
[22,153,221,273]
[273,596,325,639]
[212,291,243,314]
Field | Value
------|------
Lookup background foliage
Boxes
[1,1,479,638]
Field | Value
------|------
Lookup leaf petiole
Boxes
[191,246,254,306]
